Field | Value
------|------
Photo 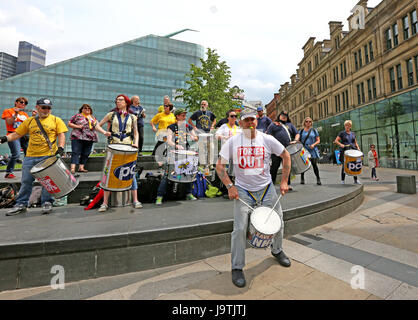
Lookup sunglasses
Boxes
[40,106,51,110]
[16,100,28,105]
[305,120,312,123]
[230,115,237,118]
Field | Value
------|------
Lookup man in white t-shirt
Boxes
[215,108,291,288]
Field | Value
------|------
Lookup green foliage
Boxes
[177,48,242,119]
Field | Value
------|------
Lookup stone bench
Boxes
[396,175,416,194]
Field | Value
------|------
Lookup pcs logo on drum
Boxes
[114,161,137,181]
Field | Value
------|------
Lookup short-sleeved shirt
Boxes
[266,122,298,147]
[299,128,320,158]
[190,110,216,132]
[129,105,145,127]
[338,131,357,150]
[106,111,138,145]
[2,108,29,134]
[69,113,99,142]
[219,132,285,192]
[167,122,193,147]
[151,112,176,130]
[256,116,272,133]
[16,115,68,157]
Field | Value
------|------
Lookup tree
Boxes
[176,48,242,119]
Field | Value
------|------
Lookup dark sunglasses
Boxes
[229,115,237,118]
[40,106,51,110]
[16,100,28,105]
[305,120,312,123]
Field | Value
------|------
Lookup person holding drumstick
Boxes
[155,108,199,205]
[334,120,361,185]
[98,94,142,212]
[0,98,68,216]
[215,108,291,288]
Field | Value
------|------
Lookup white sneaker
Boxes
[354,180,362,185]
[133,201,143,209]
[98,204,108,212]
[341,181,345,184]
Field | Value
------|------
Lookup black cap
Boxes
[36,98,53,107]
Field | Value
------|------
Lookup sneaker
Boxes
[98,204,108,212]
[354,180,362,185]
[186,194,197,201]
[6,204,27,216]
[42,202,53,214]
[133,201,143,209]
[155,196,163,206]
[5,173,16,179]
[375,178,380,181]
[341,180,345,184]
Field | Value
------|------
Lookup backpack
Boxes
[192,172,207,198]
[138,173,162,203]
[0,184,19,208]
[28,186,42,207]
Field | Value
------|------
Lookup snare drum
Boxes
[286,142,311,174]
[30,156,78,199]
[167,149,199,183]
[100,144,138,191]
[247,206,282,249]
[344,149,363,176]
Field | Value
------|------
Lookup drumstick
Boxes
[238,198,254,211]
[265,194,282,224]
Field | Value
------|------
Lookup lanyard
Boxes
[227,123,237,136]
[245,184,271,207]
[116,112,130,141]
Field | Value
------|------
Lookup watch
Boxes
[226,183,234,190]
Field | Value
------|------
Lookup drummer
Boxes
[0,98,68,216]
[98,94,143,212]
[155,108,198,205]
[215,109,241,146]
[215,108,292,288]
[334,120,361,185]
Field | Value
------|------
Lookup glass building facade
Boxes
[315,88,418,170]
[0,35,204,154]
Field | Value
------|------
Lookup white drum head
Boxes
[30,157,58,173]
[171,150,198,156]
[251,206,281,235]
[345,150,363,157]
[108,144,138,153]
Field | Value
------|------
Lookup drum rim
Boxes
[286,142,303,154]
[344,150,363,157]
[170,149,198,155]
[30,156,59,174]
[107,143,138,152]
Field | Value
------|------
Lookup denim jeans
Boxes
[71,139,93,165]
[157,173,192,197]
[231,183,284,270]
[6,139,21,174]
[15,156,55,207]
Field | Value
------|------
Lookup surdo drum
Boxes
[167,149,199,183]
[286,142,311,175]
[30,156,79,199]
[344,149,363,176]
[247,206,282,249]
[100,144,138,191]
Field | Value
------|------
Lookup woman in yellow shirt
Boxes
[150,103,176,155]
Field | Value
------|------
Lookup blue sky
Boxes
[0,0,381,104]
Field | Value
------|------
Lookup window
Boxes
[406,58,414,86]
[309,107,313,119]
[344,60,347,77]
[324,99,329,116]
[389,67,396,92]
[318,102,323,119]
[415,55,418,83]
[357,84,361,104]
[342,91,346,109]
[369,41,374,61]
[324,75,327,89]
[393,23,399,46]
[358,50,363,68]
[354,52,359,70]
[411,9,417,35]
[308,62,312,73]
[372,77,376,99]
[315,54,319,67]
[345,90,349,108]
[396,64,403,90]
[361,82,365,103]
[385,28,392,50]
[309,84,314,97]
[364,44,369,64]
[403,15,410,40]
[367,79,372,101]
[302,68,305,78]
[317,79,322,93]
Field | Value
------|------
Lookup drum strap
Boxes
[34,116,54,153]
[246,184,270,207]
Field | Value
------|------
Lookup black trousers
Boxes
[138,126,144,152]
[341,159,358,182]
[270,154,291,185]
[301,158,320,180]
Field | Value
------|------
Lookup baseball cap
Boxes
[240,108,257,120]
[174,108,187,116]
[36,98,53,107]
[257,107,264,112]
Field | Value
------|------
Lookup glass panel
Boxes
[360,103,376,130]
[389,93,412,124]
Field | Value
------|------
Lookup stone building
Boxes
[276,0,418,170]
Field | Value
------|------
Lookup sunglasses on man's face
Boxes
[40,106,51,110]
[230,115,237,118]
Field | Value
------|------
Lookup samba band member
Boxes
[216,108,292,288]
[155,108,198,205]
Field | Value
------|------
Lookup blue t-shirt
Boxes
[190,110,216,132]
[256,116,272,133]
[299,128,320,158]
[129,105,145,127]
[338,131,357,150]
[266,122,297,147]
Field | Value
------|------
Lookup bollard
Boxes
[396,175,416,194]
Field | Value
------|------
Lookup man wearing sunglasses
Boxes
[1,97,30,179]
[0,98,68,216]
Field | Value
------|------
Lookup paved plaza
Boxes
[0,164,417,300]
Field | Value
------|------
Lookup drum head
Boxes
[30,156,58,173]
[345,150,363,157]
[286,143,302,155]
[171,149,198,156]
[251,206,282,235]
[108,144,138,153]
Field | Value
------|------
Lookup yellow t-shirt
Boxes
[151,112,176,130]
[16,115,68,157]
